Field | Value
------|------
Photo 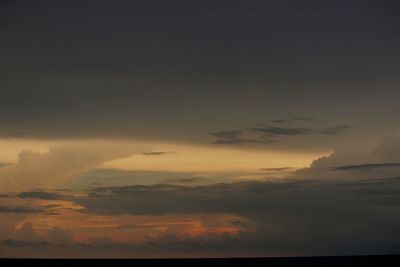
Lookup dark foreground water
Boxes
[1,255,399,267]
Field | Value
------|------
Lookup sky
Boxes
[0,0,400,258]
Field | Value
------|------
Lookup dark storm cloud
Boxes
[65,176,400,255]
[76,178,400,216]
[334,163,400,171]
[0,0,399,142]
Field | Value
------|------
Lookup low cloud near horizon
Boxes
[1,134,400,257]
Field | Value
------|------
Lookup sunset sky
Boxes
[1,0,400,258]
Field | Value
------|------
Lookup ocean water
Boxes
[1,255,400,267]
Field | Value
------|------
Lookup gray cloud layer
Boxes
[211,124,351,145]
[0,205,42,213]
[0,1,399,143]
[2,134,400,256]
[4,157,400,256]
[65,175,400,255]
[17,191,70,201]
[333,163,400,171]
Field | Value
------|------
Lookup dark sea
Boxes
[1,255,400,267]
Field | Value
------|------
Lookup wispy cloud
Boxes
[211,130,275,145]
[260,167,295,172]
[334,163,400,171]
[317,125,351,135]
[142,151,173,156]
[0,205,43,213]
[251,126,310,136]
[211,123,351,145]
[162,177,204,184]
[0,131,28,139]
[17,191,70,200]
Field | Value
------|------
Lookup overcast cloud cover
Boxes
[1,0,400,258]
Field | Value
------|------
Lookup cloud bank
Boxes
[0,142,141,192]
